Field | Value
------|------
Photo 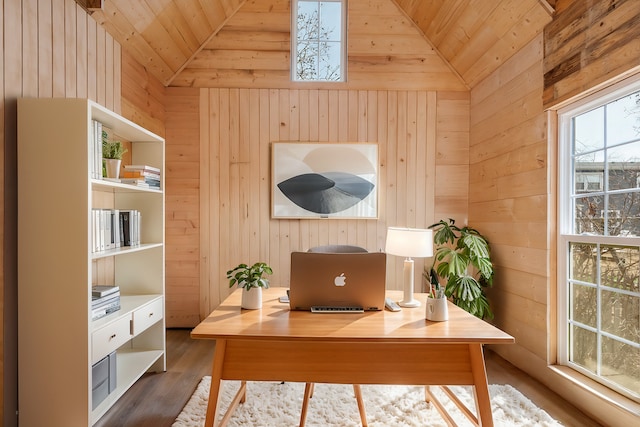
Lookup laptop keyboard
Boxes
[310,306,365,313]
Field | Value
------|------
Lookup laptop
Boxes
[289,251,387,311]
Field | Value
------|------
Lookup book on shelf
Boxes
[92,302,121,321]
[123,164,161,174]
[122,170,160,179]
[92,285,120,298]
[92,294,120,308]
[119,209,141,247]
[120,177,160,189]
[118,178,151,188]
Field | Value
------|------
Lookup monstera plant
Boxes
[427,219,494,320]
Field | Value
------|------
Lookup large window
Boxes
[558,75,640,401]
[292,0,346,82]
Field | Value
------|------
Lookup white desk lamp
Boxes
[385,227,434,307]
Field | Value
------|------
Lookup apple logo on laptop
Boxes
[334,273,346,287]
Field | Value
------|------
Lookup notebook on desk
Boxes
[289,251,387,311]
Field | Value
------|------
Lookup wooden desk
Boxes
[191,288,514,427]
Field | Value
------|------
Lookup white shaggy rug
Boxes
[173,377,562,426]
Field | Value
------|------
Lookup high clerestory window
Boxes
[557,74,640,402]
[292,0,346,82]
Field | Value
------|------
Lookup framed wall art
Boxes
[271,142,378,219]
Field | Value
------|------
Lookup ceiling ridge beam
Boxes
[537,0,556,16]
[388,0,470,90]
[75,0,103,13]
[166,0,249,87]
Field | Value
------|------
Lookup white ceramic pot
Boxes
[104,158,121,178]
[241,287,263,309]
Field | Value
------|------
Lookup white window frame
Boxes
[291,0,347,82]
[557,72,640,402]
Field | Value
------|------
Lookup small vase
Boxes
[104,158,121,179]
[241,287,262,309]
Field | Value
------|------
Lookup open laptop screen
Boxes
[289,251,386,311]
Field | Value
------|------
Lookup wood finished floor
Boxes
[94,328,602,427]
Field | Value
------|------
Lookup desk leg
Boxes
[205,339,227,427]
[469,344,493,427]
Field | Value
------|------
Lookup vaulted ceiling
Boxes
[82,0,555,89]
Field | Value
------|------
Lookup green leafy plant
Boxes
[427,218,494,319]
[227,262,273,291]
[102,131,127,160]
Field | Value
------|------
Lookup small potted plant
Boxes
[427,218,494,320]
[102,131,127,179]
[227,262,273,309]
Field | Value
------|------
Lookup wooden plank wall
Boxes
[198,88,469,318]
[1,1,121,424]
[543,0,640,109]
[470,34,550,366]
[164,88,201,326]
[121,50,166,139]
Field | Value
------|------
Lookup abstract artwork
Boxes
[272,142,378,219]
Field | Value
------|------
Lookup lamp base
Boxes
[399,257,421,308]
[398,298,421,308]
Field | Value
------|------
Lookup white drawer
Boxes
[92,315,131,364]
[132,297,163,336]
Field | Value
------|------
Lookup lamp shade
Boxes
[385,227,434,258]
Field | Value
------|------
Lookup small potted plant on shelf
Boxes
[427,218,494,320]
[102,131,127,179]
[227,262,273,309]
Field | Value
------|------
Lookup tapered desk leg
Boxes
[300,383,314,427]
[353,385,368,426]
[205,339,227,427]
[469,344,493,427]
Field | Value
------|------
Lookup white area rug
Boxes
[173,377,562,427]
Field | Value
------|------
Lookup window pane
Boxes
[600,245,640,292]
[601,290,640,342]
[601,336,640,395]
[574,107,604,154]
[570,325,597,374]
[319,1,342,41]
[574,153,604,194]
[570,283,597,327]
[607,194,640,236]
[607,142,640,191]
[297,1,319,40]
[296,41,318,79]
[574,195,605,235]
[569,243,597,283]
[317,41,341,81]
[606,92,640,147]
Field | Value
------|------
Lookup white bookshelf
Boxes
[17,98,166,426]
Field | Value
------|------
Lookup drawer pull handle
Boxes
[148,312,154,317]
[109,334,116,340]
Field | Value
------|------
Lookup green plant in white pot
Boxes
[227,262,273,309]
[102,132,127,179]
[427,218,494,320]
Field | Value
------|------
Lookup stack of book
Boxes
[91,208,141,252]
[121,164,161,189]
[92,286,121,320]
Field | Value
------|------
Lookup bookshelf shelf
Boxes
[91,243,163,260]
[92,179,163,193]
[17,98,166,426]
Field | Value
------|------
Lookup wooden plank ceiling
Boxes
[84,0,555,89]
